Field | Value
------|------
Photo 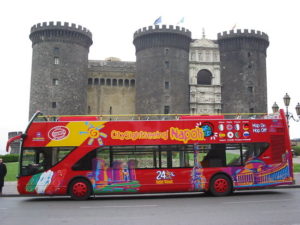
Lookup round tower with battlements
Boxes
[133,25,192,114]
[29,21,93,117]
[217,29,269,114]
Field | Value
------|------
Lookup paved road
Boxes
[1,188,300,225]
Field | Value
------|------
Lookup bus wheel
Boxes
[209,174,232,197]
[69,179,91,200]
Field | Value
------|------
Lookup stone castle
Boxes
[28,21,269,117]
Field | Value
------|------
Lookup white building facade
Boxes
[189,37,222,114]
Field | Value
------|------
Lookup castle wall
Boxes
[87,60,136,115]
[28,22,269,120]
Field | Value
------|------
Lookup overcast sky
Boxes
[1,0,300,154]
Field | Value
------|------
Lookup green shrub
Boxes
[292,146,300,156]
[0,154,19,163]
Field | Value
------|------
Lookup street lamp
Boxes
[296,103,300,116]
[272,93,300,126]
[283,93,291,124]
[272,102,279,114]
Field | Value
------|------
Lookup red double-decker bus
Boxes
[7,110,294,200]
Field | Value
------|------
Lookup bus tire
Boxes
[69,178,92,200]
[209,174,232,197]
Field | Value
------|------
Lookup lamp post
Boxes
[272,93,300,127]
[272,102,279,114]
[283,93,291,125]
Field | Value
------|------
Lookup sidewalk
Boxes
[2,181,17,196]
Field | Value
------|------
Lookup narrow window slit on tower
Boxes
[164,106,170,114]
[52,79,59,85]
[165,81,169,89]
[54,57,60,65]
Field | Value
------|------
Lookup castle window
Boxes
[197,69,212,85]
[88,106,91,114]
[130,79,135,87]
[191,52,195,61]
[94,78,99,85]
[165,81,169,89]
[53,47,59,55]
[249,108,254,113]
[164,106,170,114]
[165,48,169,55]
[125,79,129,87]
[247,86,253,93]
[106,79,111,86]
[165,61,169,69]
[100,78,105,85]
[191,108,196,114]
[213,51,218,61]
[118,79,123,86]
[198,52,203,62]
[206,52,210,61]
[54,57,60,65]
[248,52,251,57]
[88,78,93,85]
[112,79,117,86]
[52,79,59,86]
[51,102,57,108]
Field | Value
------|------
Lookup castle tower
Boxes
[217,29,269,114]
[29,21,93,117]
[133,25,192,114]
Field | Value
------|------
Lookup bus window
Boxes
[242,143,269,163]
[21,148,49,175]
[72,150,97,171]
[226,143,269,166]
[201,144,226,168]
[96,147,110,165]
[178,145,194,168]
[21,147,74,176]
[111,146,159,169]
[226,144,243,166]
[159,145,194,168]
[160,145,177,168]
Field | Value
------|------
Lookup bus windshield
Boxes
[20,147,74,176]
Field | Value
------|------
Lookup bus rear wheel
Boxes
[69,178,92,200]
[209,174,232,197]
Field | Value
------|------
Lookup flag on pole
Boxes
[177,17,184,25]
[154,16,162,25]
[232,24,237,30]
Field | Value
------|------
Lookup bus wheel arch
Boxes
[68,177,93,200]
[209,173,233,197]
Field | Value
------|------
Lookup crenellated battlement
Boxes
[133,24,192,53]
[217,29,269,42]
[133,24,191,39]
[31,21,92,38]
[30,21,93,48]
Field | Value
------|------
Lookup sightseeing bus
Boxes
[7,110,294,200]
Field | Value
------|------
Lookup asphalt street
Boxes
[1,188,300,225]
